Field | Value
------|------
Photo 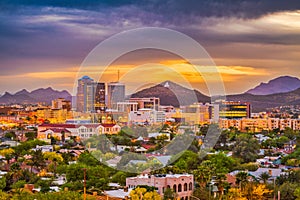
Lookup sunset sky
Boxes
[1,0,300,96]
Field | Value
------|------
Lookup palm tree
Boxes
[259,172,271,184]
[194,160,216,187]
[30,149,46,170]
[236,172,249,191]
[61,131,65,143]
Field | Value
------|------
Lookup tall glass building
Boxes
[76,76,106,112]
[107,82,125,109]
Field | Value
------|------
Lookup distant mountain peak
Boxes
[163,81,170,88]
[0,87,71,105]
[247,76,300,95]
[131,81,210,106]
[3,92,12,96]
[32,87,54,92]
[15,89,30,95]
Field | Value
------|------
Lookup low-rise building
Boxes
[126,174,194,199]
[37,123,121,141]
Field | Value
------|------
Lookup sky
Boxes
[1,0,300,96]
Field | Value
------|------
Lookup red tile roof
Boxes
[39,124,76,128]
[39,123,119,129]
[40,128,71,133]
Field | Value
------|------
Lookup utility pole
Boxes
[83,168,87,200]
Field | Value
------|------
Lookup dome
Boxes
[80,75,92,80]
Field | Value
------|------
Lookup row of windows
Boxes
[167,182,193,193]
[79,127,119,133]
[79,128,93,133]
[128,182,193,193]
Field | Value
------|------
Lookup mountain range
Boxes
[1,76,300,112]
[130,81,211,107]
[246,76,300,95]
[0,87,71,104]
[131,76,300,112]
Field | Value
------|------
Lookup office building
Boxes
[94,83,106,112]
[107,82,125,109]
[76,76,106,113]
[219,101,251,119]
[76,76,94,112]
[51,98,71,111]
[129,97,160,111]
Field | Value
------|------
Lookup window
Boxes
[184,183,187,191]
[173,184,177,193]
[189,182,192,191]
[178,184,182,192]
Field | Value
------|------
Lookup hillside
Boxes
[0,87,72,105]
[247,76,300,95]
[228,87,300,112]
[131,81,210,106]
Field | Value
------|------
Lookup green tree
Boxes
[163,188,177,200]
[35,180,51,193]
[194,160,216,187]
[233,134,260,163]
[111,171,127,186]
[236,172,249,191]
[172,150,201,171]
[0,148,14,165]
[66,163,85,183]
[294,187,300,200]
[61,152,75,164]
[30,149,46,170]
[130,187,161,200]
[77,152,100,166]
[11,180,26,190]
[0,177,6,191]
[24,132,37,140]
[86,166,109,191]
[43,152,63,163]
[259,172,271,184]
[275,136,290,148]
[283,127,297,140]
[278,182,299,200]
[4,131,16,140]
[0,190,10,200]
[209,152,237,172]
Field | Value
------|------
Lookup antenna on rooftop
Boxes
[117,70,120,82]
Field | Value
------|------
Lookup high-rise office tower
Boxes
[94,83,106,112]
[76,76,94,112]
[107,82,125,109]
[76,76,106,112]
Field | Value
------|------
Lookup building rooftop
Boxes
[104,189,131,199]
[79,75,93,80]
[128,173,193,179]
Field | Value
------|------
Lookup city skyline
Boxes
[1,1,300,95]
